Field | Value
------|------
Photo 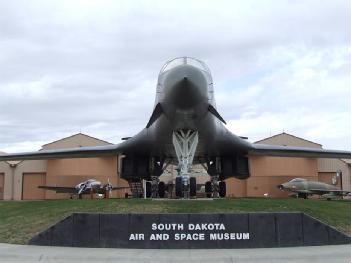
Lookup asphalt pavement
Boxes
[1,243,351,263]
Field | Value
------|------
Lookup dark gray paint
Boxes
[275,213,303,247]
[29,212,351,249]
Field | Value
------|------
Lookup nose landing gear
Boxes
[172,130,198,198]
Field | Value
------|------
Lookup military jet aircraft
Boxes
[1,57,351,198]
[278,178,351,200]
[38,178,129,199]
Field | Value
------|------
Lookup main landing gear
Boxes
[172,130,198,198]
[141,130,227,199]
[144,178,164,198]
[204,158,226,198]
[297,193,308,199]
[204,179,226,198]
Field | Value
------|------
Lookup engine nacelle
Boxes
[121,156,150,180]
[220,155,250,180]
[121,156,163,181]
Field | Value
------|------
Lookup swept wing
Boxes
[38,186,77,193]
[249,144,351,159]
[309,189,351,196]
[0,144,123,161]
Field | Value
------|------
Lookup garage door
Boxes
[318,172,341,188]
[22,173,46,200]
[0,173,4,200]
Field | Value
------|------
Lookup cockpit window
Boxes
[160,57,211,74]
[156,57,215,107]
[289,178,306,183]
[161,58,185,72]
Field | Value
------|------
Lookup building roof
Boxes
[342,159,351,165]
[42,133,112,147]
[1,133,114,164]
[41,133,113,150]
[255,132,322,147]
[0,151,21,165]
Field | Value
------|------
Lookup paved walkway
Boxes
[1,243,351,263]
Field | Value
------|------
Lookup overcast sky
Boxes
[0,0,351,152]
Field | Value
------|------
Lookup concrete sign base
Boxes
[29,212,351,249]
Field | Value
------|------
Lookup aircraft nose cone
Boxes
[164,65,208,109]
[278,183,289,190]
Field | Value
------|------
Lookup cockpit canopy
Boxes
[85,179,95,183]
[289,178,307,183]
[160,57,211,76]
[156,57,215,107]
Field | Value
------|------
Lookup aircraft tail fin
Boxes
[146,103,164,128]
[208,104,226,124]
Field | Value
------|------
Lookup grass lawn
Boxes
[0,198,350,244]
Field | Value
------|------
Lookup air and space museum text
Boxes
[129,223,250,241]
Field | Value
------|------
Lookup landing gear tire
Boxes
[219,181,226,198]
[175,177,182,198]
[205,181,212,198]
[190,177,197,198]
[158,182,166,198]
[298,193,308,199]
[145,182,152,198]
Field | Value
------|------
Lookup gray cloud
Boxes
[0,0,351,152]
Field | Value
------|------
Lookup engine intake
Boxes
[220,155,250,180]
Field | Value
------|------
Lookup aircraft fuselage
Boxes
[121,59,252,160]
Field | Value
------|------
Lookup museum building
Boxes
[0,132,350,200]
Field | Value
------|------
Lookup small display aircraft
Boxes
[277,178,351,200]
[38,179,129,199]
